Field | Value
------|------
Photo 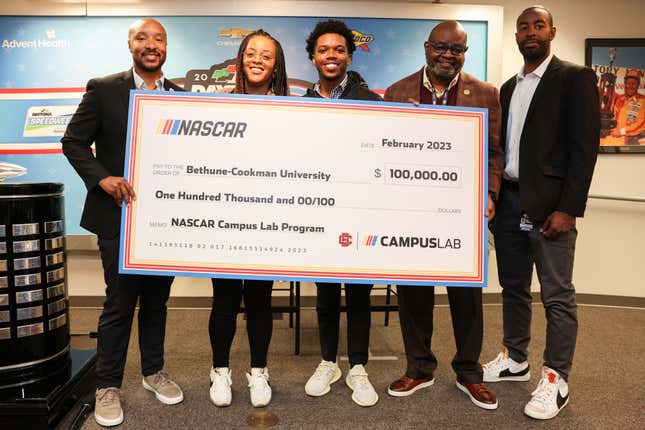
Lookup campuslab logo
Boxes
[360,234,462,249]
[352,30,374,52]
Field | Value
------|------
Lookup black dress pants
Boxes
[209,278,273,368]
[315,283,372,366]
[96,237,173,389]
[397,285,484,384]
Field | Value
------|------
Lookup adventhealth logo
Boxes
[156,119,247,138]
[2,29,70,49]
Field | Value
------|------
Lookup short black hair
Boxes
[305,19,356,60]
[518,5,554,27]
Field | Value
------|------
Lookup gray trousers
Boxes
[493,187,578,380]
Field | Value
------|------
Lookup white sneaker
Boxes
[209,367,232,407]
[524,367,569,420]
[246,367,272,407]
[345,364,379,407]
[483,349,530,382]
[305,360,341,396]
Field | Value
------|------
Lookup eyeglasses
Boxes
[427,41,468,55]
[243,51,274,63]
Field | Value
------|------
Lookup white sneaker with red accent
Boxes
[524,367,569,420]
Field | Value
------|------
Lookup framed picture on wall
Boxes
[585,38,645,153]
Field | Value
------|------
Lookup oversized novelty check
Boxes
[120,91,489,286]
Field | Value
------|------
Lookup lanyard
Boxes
[431,87,448,105]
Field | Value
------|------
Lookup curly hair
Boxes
[234,29,290,96]
[305,19,356,60]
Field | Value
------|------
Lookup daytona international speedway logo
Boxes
[23,106,75,137]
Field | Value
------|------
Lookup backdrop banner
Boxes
[0,15,488,233]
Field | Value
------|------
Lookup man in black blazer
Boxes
[481,7,599,420]
[62,18,184,427]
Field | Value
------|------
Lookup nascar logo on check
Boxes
[156,119,247,137]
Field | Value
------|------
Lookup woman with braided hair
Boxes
[208,29,289,409]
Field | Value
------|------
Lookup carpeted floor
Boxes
[65,303,645,429]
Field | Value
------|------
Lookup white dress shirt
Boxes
[504,54,553,181]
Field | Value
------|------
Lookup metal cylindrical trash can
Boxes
[0,182,70,387]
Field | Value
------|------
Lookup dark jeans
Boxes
[493,186,578,380]
[96,237,173,389]
[397,285,484,383]
[209,278,273,368]
[315,283,372,366]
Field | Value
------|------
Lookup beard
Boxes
[429,62,458,80]
[518,39,550,62]
[132,51,165,73]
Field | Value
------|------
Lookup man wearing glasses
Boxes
[383,20,503,410]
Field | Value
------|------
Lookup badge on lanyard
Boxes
[520,213,533,232]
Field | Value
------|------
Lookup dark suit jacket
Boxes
[384,68,504,199]
[62,69,183,238]
[500,56,600,222]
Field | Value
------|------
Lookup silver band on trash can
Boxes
[17,322,44,338]
[14,256,41,271]
[16,289,43,304]
[46,252,64,267]
[12,223,39,236]
[44,220,63,234]
[13,240,40,253]
[16,305,43,321]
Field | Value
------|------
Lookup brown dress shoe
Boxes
[456,381,498,410]
[387,375,434,397]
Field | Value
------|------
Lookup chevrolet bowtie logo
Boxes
[352,30,374,52]
[219,28,254,39]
